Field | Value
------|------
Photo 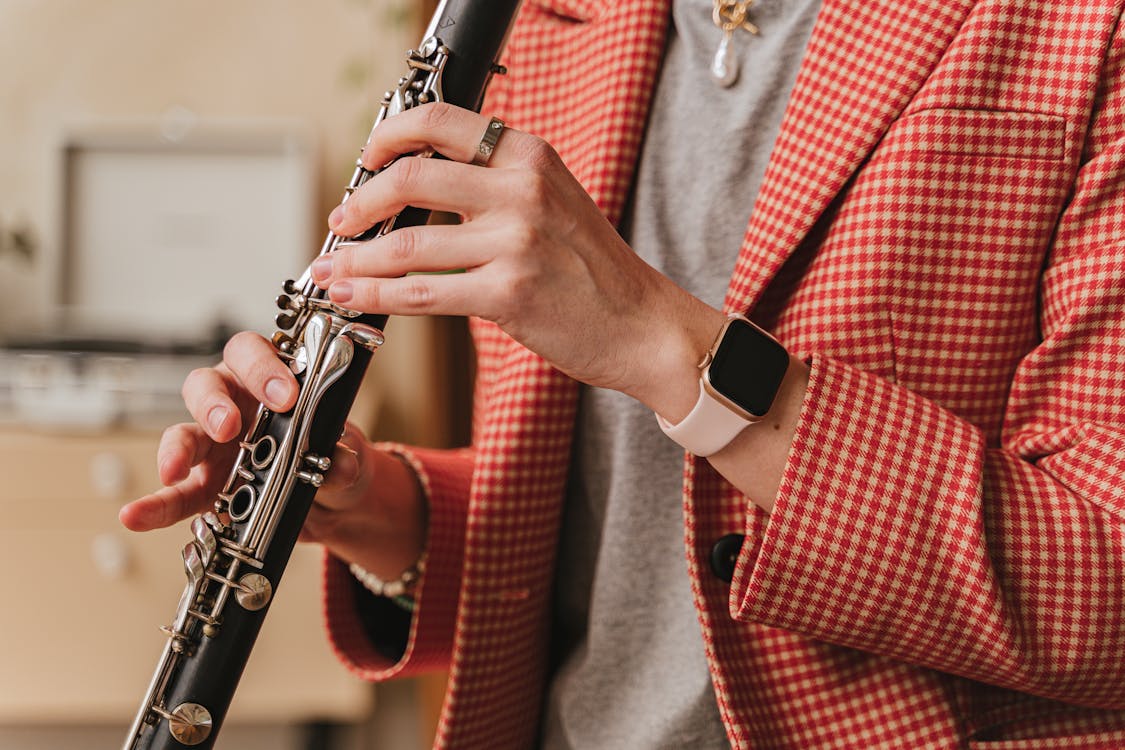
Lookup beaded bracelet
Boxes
[349,556,425,613]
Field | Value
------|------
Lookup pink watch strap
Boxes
[655,379,753,457]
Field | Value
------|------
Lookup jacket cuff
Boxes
[730,355,985,661]
[324,443,474,680]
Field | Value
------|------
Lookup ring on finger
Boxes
[472,116,506,166]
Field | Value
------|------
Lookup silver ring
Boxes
[472,116,505,166]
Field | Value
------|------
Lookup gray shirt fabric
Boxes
[540,1,822,748]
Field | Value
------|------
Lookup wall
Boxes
[0,2,448,748]
[0,0,415,336]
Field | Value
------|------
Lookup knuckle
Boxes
[419,101,455,132]
[386,227,418,264]
[161,422,190,448]
[519,169,554,212]
[223,330,260,360]
[355,281,381,310]
[390,156,423,194]
[331,245,354,277]
[402,277,435,310]
[497,263,537,314]
[508,211,546,255]
[519,136,561,174]
[223,334,280,391]
[182,367,212,400]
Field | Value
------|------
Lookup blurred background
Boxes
[0,0,465,747]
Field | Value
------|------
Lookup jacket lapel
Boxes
[724,0,979,315]
[440,3,672,747]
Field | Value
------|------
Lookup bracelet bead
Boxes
[349,556,426,612]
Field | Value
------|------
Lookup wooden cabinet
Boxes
[0,427,374,727]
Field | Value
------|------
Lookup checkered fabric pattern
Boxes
[324,0,1125,747]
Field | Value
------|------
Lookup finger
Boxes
[325,266,494,318]
[318,443,361,499]
[361,102,522,171]
[181,366,245,443]
[329,157,498,238]
[221,331,299,413]
[156,422,214,485]
[311,223,486,287]
[119,466,220,532]
[316,425,370,508]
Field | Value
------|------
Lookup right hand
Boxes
[118,331,428,582]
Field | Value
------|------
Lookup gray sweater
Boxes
[541,1,823,747]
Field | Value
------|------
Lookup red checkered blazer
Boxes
[324,0,1125,747]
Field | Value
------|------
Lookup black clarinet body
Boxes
[123,2,522,747]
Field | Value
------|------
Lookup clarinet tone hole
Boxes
[250,435,278,469]
[228,485,257,522]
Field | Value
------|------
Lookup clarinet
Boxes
[122,1,521,746]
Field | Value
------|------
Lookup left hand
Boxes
[314,102,724,421]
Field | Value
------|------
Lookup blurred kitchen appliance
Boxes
[1,118,317,429]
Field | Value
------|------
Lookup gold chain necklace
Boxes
[710,0,760,87]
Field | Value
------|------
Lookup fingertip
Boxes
[319,443,360,500]
[201,404,232,441]
[264,377,297,412]
[335,443,360,485]
[328,443,360,490]
[328,281,355,306]
[118,500,150,532]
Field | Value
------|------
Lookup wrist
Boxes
[336,446,428,583]
[373,448,429,574]
[651,312,791,457]
[349,554,426,612]
[627,299,727,422]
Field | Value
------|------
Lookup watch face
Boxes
[706,317,789,419]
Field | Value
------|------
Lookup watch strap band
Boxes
[655,379,753,457]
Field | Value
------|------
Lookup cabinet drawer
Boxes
[0,428,373,724]
[0,431,157,529]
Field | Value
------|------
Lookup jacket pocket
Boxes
[879,107,1067,160]
[856,108,1072,435]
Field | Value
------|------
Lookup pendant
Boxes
[711,31,739,87]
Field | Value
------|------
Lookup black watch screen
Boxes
[707,317,790,418]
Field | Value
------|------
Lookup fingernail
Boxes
[335,444,360,487]
[311,255,333,284]
[264,378,291,409]
[207,405,229,435]
[330,281,353,304]
[328,205,345,230]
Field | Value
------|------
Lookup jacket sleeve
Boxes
[323,443,473,680]
[731,22,1125,710]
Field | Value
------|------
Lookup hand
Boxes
[118,332,426,580]
[315,102,725,423]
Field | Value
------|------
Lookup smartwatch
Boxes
[656,314,789,457]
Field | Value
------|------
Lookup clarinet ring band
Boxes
[472,116,506,166]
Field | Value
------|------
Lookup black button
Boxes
[709,533,744,583]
